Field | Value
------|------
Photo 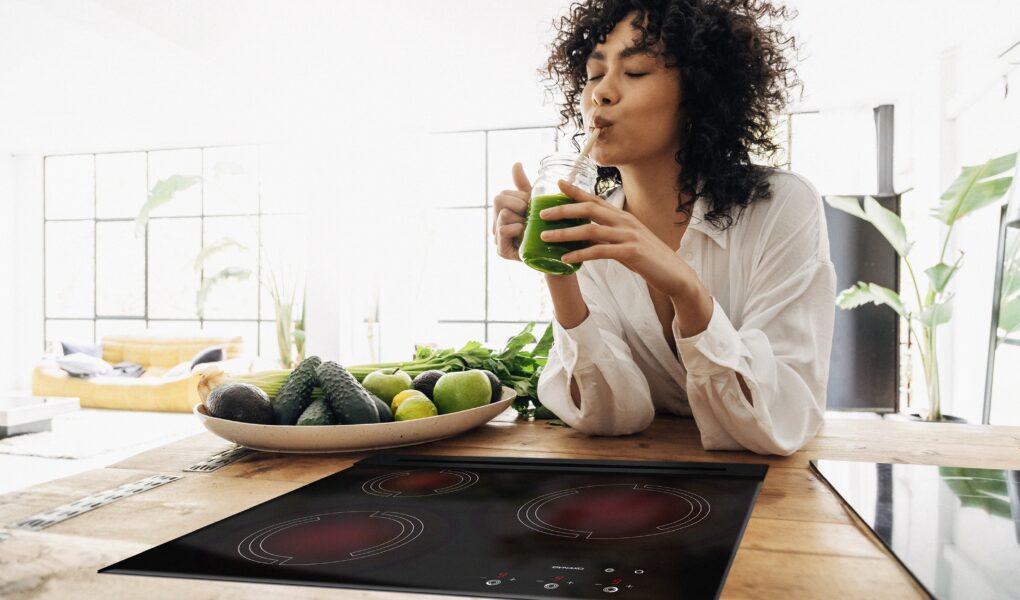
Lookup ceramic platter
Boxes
[194,387,516,453]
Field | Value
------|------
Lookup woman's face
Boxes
[581,13,684,169]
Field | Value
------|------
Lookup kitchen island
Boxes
[2,413,1018,599]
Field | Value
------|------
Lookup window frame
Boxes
[41,145,288,356]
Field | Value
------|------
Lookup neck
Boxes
[617,154,689,250]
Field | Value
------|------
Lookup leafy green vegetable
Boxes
[200,322,558,419]
[346,322,554,417]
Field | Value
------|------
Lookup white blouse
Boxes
[538,169,837,456]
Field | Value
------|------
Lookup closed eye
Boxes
[586,74,604,82]
[626,72,648,78]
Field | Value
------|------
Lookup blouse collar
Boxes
[604,187,728,250]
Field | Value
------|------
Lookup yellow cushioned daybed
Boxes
[31,333,252,412]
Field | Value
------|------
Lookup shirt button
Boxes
[684,252,693,260]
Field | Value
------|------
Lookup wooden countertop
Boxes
[2,412,1019,599]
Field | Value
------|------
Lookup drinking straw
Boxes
[567,127,601,185]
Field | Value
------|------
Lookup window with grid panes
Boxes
[416,113,805,348]
[42,146,300,358]
[419,127,560,350]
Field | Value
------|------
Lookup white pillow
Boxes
[163,360,194,379]
[57,352,113,378]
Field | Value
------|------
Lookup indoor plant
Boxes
[826,152,1016,421]
[135,172,306,368]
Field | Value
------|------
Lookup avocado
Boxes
[207,383,273,424]
[479,369,502,403]
[412,369,445,401]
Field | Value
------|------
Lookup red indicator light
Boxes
[498,572,508,578]
[553,575,565,582]
[611,578,622,585]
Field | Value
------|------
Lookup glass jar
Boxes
[519,153,598,275]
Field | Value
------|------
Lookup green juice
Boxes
[519,193,591,275]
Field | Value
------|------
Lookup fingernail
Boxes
[540,231,550,240]
[539,209,550,218]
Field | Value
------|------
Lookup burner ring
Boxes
[362,469,479,497]
[517,483,710,540]
[237,510,424,566]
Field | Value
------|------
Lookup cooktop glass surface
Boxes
[811,460,1020,600]
[102,455,767,599]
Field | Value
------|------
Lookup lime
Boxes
[391,389,428,412]
[394,396,439,421]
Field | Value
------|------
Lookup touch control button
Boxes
[604,568,615,573]
[485,580,501,586]
[604,586,619,593]
[544,583,559,589]
[634,570,644,574]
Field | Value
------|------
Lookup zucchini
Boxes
[271,356,322,425]
[317,361,380,424]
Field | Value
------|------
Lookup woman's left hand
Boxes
[540,179,695,298]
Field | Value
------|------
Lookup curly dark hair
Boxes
[544,0,799,229]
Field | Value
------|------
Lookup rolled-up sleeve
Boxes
[537,269,656,436]
[677,183,836,455]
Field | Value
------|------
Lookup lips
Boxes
[592,116,614,130]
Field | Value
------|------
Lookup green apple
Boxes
[432,370,492,414]
[394,396,438,421]
[362,368,413,405]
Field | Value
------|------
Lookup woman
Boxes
[492,0,836,455]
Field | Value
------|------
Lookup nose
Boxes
[590,77,617,107]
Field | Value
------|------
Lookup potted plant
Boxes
[135,171,306,369]
[826,152,1017,421]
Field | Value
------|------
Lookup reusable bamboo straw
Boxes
[567,127,601,184]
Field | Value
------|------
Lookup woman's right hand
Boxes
[491,162,532,261]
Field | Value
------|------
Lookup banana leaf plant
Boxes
[938,466,1014,520]
[191,238,306,369]
[996,233,1020,339]
[826,152,1017,421]
[135,171,306,368]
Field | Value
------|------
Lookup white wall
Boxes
[0,155,16,391]
[0,155,43,392]
[12,157,44,392]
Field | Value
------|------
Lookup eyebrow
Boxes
[587,46,651,62]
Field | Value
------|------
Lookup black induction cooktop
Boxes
[811,459,1020,599]
[101,455,767,599]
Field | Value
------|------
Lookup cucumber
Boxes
[296,397,336,426]
[317,361,380,424]
[368,393,394,423]
[271,356,322,425]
